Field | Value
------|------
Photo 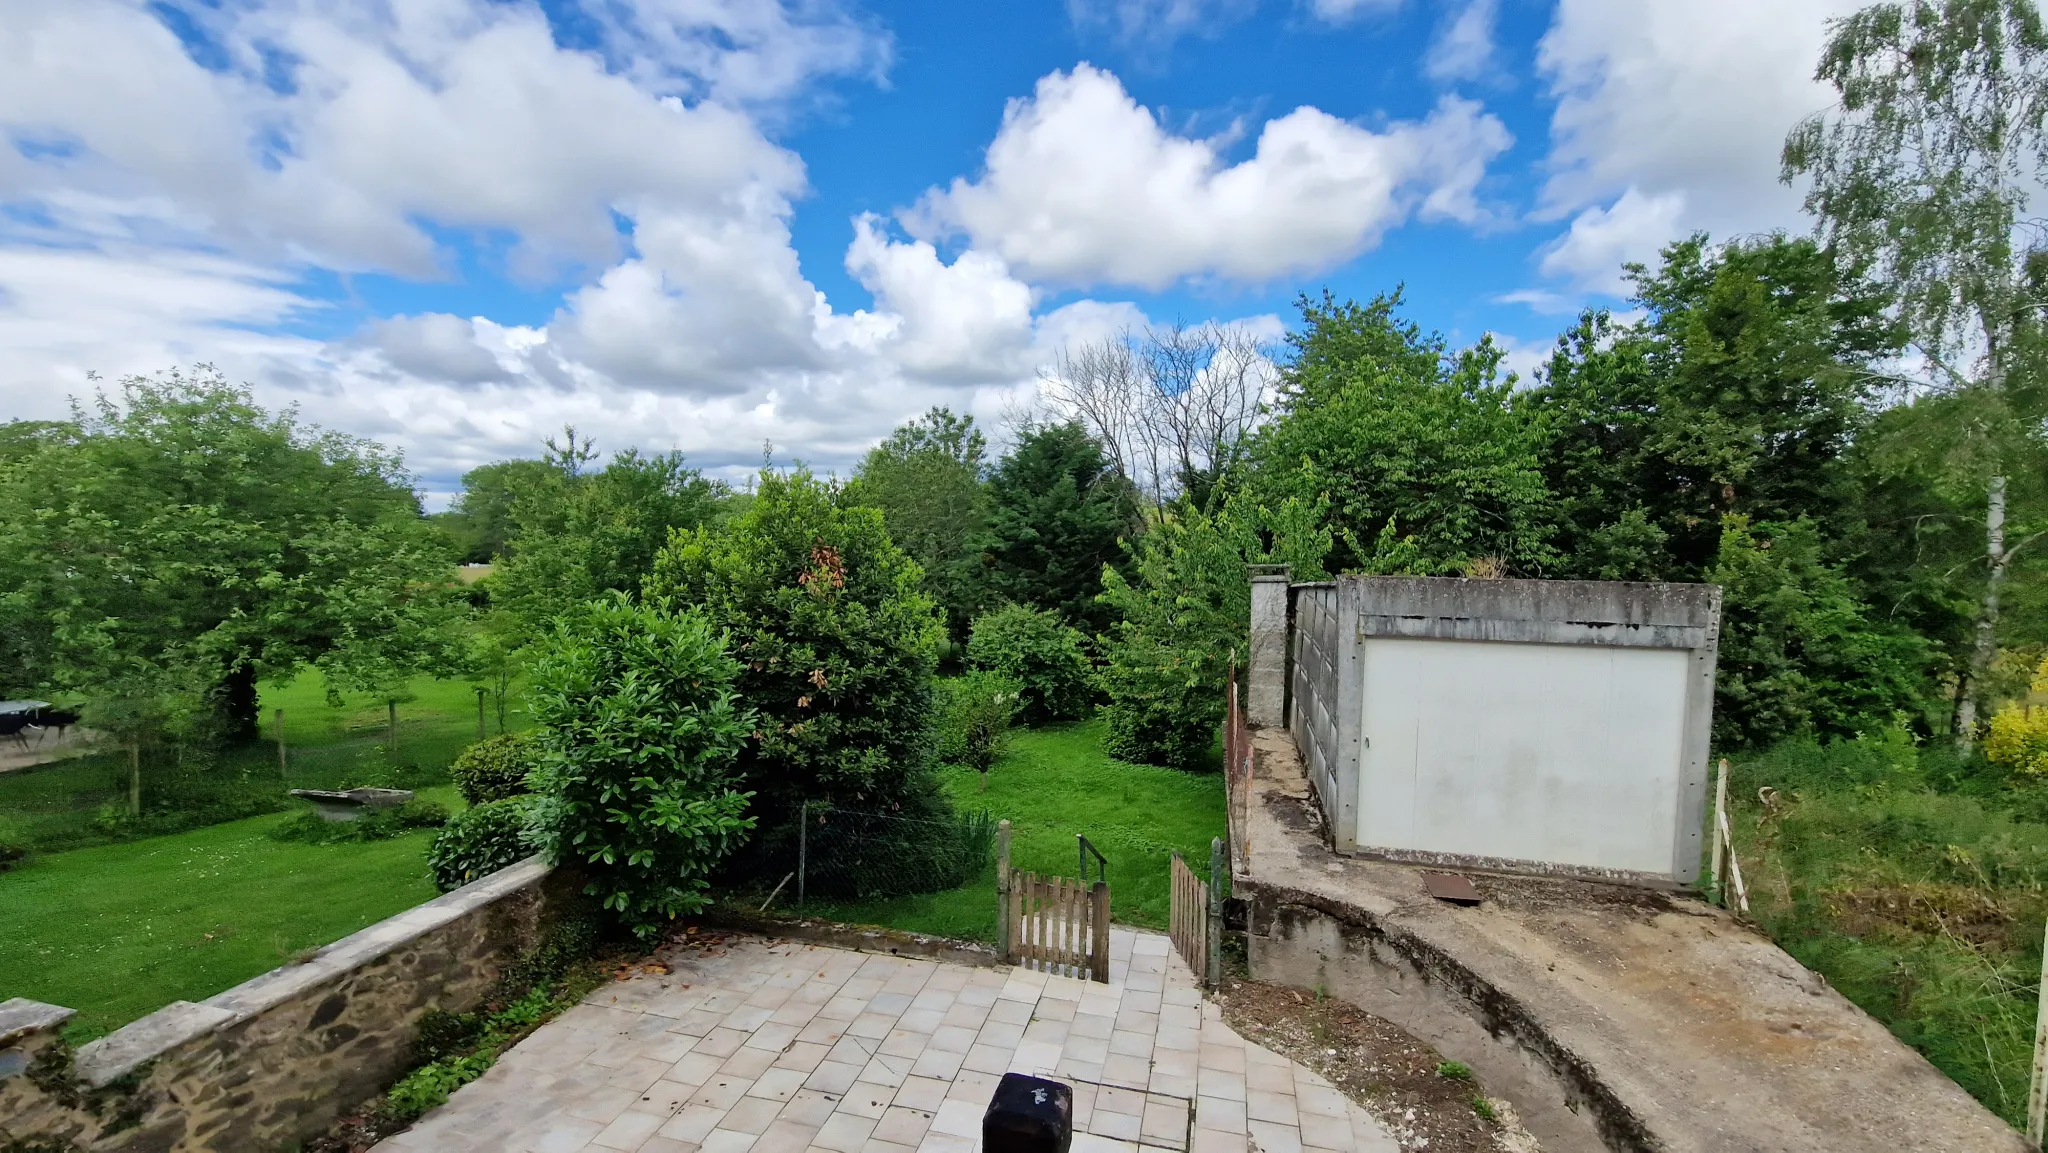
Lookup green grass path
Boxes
[0,797,454,1039]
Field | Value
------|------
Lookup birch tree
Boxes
[1784,0,2048,740]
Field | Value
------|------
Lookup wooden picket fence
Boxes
[1170,852,1208,982]
[995,821,1110,983]
[1224,674,1252,872]
[1009,872,1110,982]
[1169,839,1226,989]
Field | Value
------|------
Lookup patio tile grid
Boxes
[375,926,1398,1153]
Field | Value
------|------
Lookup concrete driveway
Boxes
[376,926,1397,1153]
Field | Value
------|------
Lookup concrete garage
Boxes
[1232,571,2026,1152]
[1268,574,1721,886]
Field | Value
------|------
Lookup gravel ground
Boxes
[1215,975,1541,1153]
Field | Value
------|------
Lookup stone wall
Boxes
[0,857,561,1153]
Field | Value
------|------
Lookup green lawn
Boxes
[0,708,1215,1042]
[0,670,522,852]
[789,721,1226,943]
[0,789,460,1040]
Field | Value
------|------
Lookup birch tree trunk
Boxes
[1957,474,2009,748]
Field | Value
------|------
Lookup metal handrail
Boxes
[1078,834,1108,887]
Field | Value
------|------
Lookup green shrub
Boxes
[427,797,535,892]
[270,798,449,844]
[1099,633,1219,769]
[935,672,1021,773]
[526,595,756,942]
[966,604,1096,722]
[448,733,538,805]
[646,466,947,825]
[1096,497,1330,769]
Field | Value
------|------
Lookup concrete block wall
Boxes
[0,857,559,1152]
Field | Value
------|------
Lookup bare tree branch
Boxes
[1038,321,1275,512]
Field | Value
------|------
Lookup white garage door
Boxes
[1356,637,1691,877]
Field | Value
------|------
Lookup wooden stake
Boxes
[1719,809,1749,915]
[275,708,287,776]
[1208,836,1226,990]
[2028,916,2048,1148]
[995,820,1013,963]
[387,699,398,761]
[1090,880,1111,983]
[1711,758,1730,906]
[128,738,141,816]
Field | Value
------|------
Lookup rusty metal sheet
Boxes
[1421,872,1482,905]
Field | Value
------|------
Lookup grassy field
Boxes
[0,786,460,1041]
[0,701,1216,1043]
[1727,732,2048,1128]
[0,670,522,852]
[789,721,1226,943]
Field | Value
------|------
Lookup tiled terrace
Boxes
[377,927,1397,1153]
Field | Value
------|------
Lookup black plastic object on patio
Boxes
[984,1072,1074,1153]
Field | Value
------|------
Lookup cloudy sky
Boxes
[0,0,1859,503]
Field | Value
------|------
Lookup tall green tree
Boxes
[1711,515,1930,748]
[1784,0,2048,738]
[1249,293,1554,574]
[1531,234,1902,580]
[433,458,557,563]
[970,422,1137,632]
[844,408,987,637]
[490,431,727,633]
[0,367,460,742]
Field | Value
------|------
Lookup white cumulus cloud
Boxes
[1426,0,1498,83]
[1506,0,1862,304]
[0,3,1477,493]
[910,65,1512,291]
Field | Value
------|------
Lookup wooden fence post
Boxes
[274,708,287,776]
[1090,880,1111,984]
[128,739,140,816]
[1208,836,1226,990]
[1710,758,1730,905]
[995,819,1012,962]
[2028,915,2048,1148]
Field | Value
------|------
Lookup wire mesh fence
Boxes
[794,802,998,904]
[0,708,482,853]
[733,803,1001,940]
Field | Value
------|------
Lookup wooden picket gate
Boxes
[996,821,1110,982]
[1170,838,1226,989]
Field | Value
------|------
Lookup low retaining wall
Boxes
[1245,885,1624,1153]
[0,857,562,1152]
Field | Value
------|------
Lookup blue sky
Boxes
[0,0,1859,501]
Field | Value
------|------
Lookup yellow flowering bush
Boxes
[1984,655,2048,776]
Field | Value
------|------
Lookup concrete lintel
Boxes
[0,998,75,1046]
[1346,575,1718,644]
[75,1001,235,1088]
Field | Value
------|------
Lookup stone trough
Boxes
[287,786,414,821]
